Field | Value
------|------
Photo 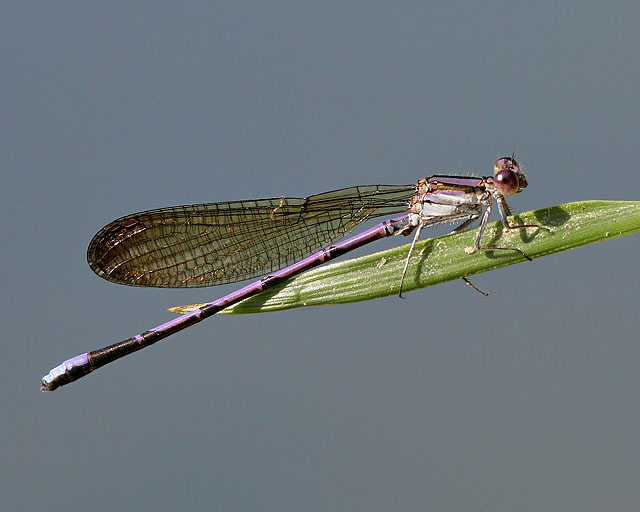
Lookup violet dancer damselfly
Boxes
[42,157,537,391]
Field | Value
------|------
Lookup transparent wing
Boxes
[87,184,414,288]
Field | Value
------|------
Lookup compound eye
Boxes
[494,156,518,174]
[494,156,527,194]
[494,169,521,195]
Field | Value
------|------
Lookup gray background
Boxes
[2,2,639,511]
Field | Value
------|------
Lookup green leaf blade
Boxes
[169,200,639,315]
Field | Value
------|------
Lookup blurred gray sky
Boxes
[2,2,639,511]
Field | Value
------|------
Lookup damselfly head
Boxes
[493,156,527,195]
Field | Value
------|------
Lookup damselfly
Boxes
[42,156,538,391]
